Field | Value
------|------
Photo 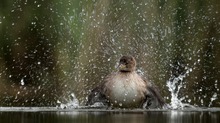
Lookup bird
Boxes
[86,55,166,109]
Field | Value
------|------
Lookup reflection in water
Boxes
[0,110,220,123]
[169,110,219,123]
[169,111,194,123]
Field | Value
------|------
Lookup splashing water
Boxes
[57,93,79,109]
[166,67,195,109]
[209,93,218,107]
[58,67,196,110]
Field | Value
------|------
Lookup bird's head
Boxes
[118,55,136,72]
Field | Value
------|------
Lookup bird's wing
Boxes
[142,78,166,109]
[86,84,110,106]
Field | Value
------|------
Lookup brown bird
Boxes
[86,55,166,109]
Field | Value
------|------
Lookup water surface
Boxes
[0,107,220,123]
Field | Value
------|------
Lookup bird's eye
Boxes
[120,59,126,63]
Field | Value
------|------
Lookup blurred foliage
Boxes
[0,0,220,107]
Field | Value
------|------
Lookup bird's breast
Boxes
[105,73,146,108]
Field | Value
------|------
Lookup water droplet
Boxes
[21,78,25,86]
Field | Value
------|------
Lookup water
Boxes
[166,67,195,109]
[1,57,217,123]
[0,107,220,123]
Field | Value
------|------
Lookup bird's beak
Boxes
[118,64,126,70]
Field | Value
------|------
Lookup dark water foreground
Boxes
[0,107,220,123]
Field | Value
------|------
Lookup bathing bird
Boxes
[86,55,166,109]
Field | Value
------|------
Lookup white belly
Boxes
[112,79,138,101]
[105,72,146,108]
